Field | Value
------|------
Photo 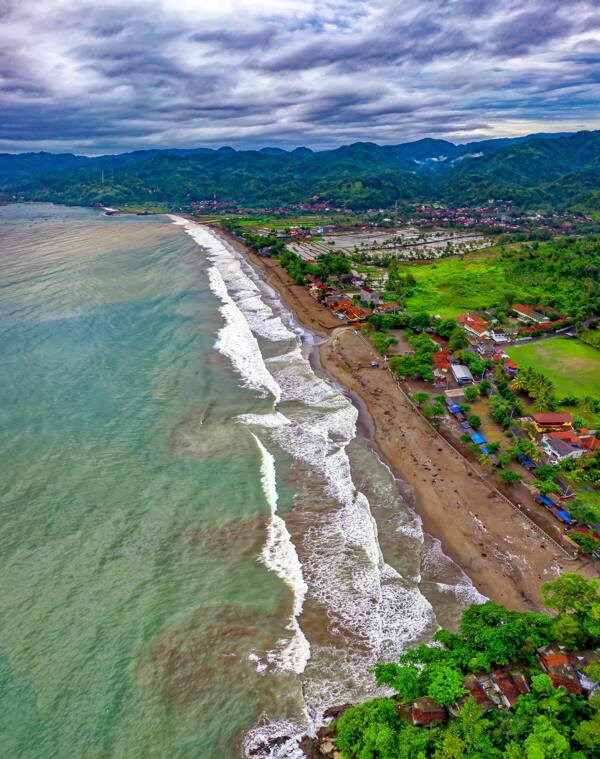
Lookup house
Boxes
[510,670,531,696]
[568,651,600,693]
[360,286,381,305]
[548,429,600,453]
[330,299,353,319]
[457,312,491,339]
[543,437,585,463]
[308,280,328,299]
[451,364,474,385]
[410,697,447,727]
[493,351,519,377]
[535,495,573,524]
[344,305,371,322]
[460,674,495,712]
[490,329,509,343]
[433,352,451,372]
[531,412,573,433]
[537,647,583,694]
[513,304,551,324]
[492,672,521,709]
[477,339,497,357]
[377,302,402,313]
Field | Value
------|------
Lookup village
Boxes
[191,198,596,238]
[249,236,600,563]
[398,645,600,729]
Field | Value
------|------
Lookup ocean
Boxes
[0,204,483,758]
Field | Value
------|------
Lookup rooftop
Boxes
[532,412,573,425]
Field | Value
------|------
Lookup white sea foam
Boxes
[181,219,295,343]
[169,218,481,755]
[208,265,282,401]
[172,218,282,402]
[252,432,310,675]
[244,720,308,759]
[237,412,290,429]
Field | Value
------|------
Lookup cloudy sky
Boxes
[1,0,599,154]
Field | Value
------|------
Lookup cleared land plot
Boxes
[288,229,491,261]
[506,338,600,398]
[395,250,539,318]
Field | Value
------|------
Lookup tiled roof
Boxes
[532,412,573,425]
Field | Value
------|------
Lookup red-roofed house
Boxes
[531,412,573,433]
[582,437,600,451]
[410,697,447,727]
[513,304,551,324]
[548,430,600,452]
[537,648,583,694]
[492,672,521,709]
[457,312,491,339]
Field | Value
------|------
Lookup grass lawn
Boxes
[396,249,541,318]
[506,337,600,398]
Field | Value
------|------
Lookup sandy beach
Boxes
[216,225,594,612]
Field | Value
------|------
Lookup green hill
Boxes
[1,131,599,211]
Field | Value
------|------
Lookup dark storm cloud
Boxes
[0,0,599,153]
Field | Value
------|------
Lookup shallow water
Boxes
[0,205,482,758]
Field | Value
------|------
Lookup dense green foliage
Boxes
[275,247,351,285]
[3,131,600,211]
[499,237,600,320]
[335,574,600,758]
[441,130,600,210]
[389,333,435,382]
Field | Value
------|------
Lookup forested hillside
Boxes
[1,131,598,211]
[442,131,600,207]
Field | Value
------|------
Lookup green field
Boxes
[396,249,541,318]
[506,337,600,398]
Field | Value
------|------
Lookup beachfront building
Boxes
[531,412,573,433]
[450,364,473,385]
[537,648,583,695]
[409,698,447,727]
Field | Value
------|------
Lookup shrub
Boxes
[464,386,479,402]
[468,414,481,430]
[499,469,522,485]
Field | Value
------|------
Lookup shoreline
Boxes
[214,223,592,612]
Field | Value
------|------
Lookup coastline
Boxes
[215,224,591,612]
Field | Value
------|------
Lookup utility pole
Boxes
[101,168,105,185]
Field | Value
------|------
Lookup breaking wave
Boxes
[170,218,477,758]
[252,432,310,675]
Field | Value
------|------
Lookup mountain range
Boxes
[1,131,599,212]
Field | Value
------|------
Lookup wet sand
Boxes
[215,226,594,612]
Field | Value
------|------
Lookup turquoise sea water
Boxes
[0,205,481,758]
